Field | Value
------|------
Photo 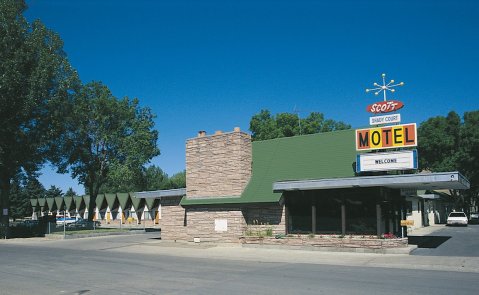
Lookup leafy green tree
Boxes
[45,185,63,198]
[418,110,479,212]
[9,174,32,221]
[250,109,350,141]
[249,110,280,141]
[141,165,170,191]
[64,188,78,198]
[100,165,184,193]
[418,111,461,172]
[50,81,160,220]
[458,111,479,212]
[168,170,186,189]
[0,0,78,232]
[98,162,145,193]
[23,176,46,199]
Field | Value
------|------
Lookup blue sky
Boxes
[25,0,478,194]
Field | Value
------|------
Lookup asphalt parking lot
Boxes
[410,224,479,257]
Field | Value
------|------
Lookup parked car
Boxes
[446,212,468,226]
[66,218,100,229]
[469,212,479,224]
[56,217,77,226]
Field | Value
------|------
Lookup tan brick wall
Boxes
[158,196,188,241]
[186,129,252,198]
[244,205,286,236]
[185,207,246,243]
[159,199,286,242]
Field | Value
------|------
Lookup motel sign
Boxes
[355,123,417,151]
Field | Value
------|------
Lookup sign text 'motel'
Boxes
[355,123,417,151]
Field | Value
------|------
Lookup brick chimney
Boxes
[186,127,252,198]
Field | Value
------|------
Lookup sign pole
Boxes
[63,210,66,239]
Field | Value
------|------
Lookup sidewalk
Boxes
[4,225,477,274]
[104,238,479,273]
[408,224,446,236]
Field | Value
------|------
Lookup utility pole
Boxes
[293,105,302,135]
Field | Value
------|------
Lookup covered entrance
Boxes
[276,172,470,237]
[285,187,402,236]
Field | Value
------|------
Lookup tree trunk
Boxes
[87,183,100,221]
[0,176,11,238]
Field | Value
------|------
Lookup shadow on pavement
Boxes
[408,236,451,248]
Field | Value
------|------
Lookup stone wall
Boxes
[243,205,286,236]
[159,202,287,243]
[240,235,409,249]
[185,207,246,243]
[186,128,252,198]
[158,196,188,241]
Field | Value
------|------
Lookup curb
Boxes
[240,243,417,254]
[45,230,147,240]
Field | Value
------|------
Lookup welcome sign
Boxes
[356,150,418,172]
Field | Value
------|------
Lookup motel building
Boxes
[33,125,470,249]
[134,76,470,250]
[33,76,470,250]
[129,124,468,250]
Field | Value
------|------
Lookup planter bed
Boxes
[240,235,408,249]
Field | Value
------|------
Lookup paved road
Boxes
[410,224,479,257]
[1,232,479,295]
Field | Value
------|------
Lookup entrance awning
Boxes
[273,171,470,192]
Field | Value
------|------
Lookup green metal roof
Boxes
[117,193,130,209]
[64,196,74,211]
[54,197,65,211]
[38,198,46,209]
[144,198,159,210]
[30,198,38,207]
[181,129,357,206]
[46,198,56,211]
[83,195,90,208]
[96,194,107,210]
[73,196,84,210]
[104,193,118,209]
[130,193,145,211]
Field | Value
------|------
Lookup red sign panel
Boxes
[366,100,404,114]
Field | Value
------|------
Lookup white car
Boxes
[447,212,468,226]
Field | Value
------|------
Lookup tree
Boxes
[249,109,351,141]
[0,0,78,233]
[418,111,461,172]
[168,170,186,189]
[249,110,280,141]
[64,188,78,198]
[98,162,146,194]
[50,81,160,220]
[100,165,184,193]
[45,185,63,198]
[9,174,32,221]
[141,165,170,191]
[23,176,46,199]
[418,110,479,212]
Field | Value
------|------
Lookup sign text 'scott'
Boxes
[356,123,417,151]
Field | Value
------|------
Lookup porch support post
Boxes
[341,203,346,235]
[285,204,289,235]
[312,203,316,234]
[376,203,382,237]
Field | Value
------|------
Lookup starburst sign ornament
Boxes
[365,73,405,114]
[366,73,404,102]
